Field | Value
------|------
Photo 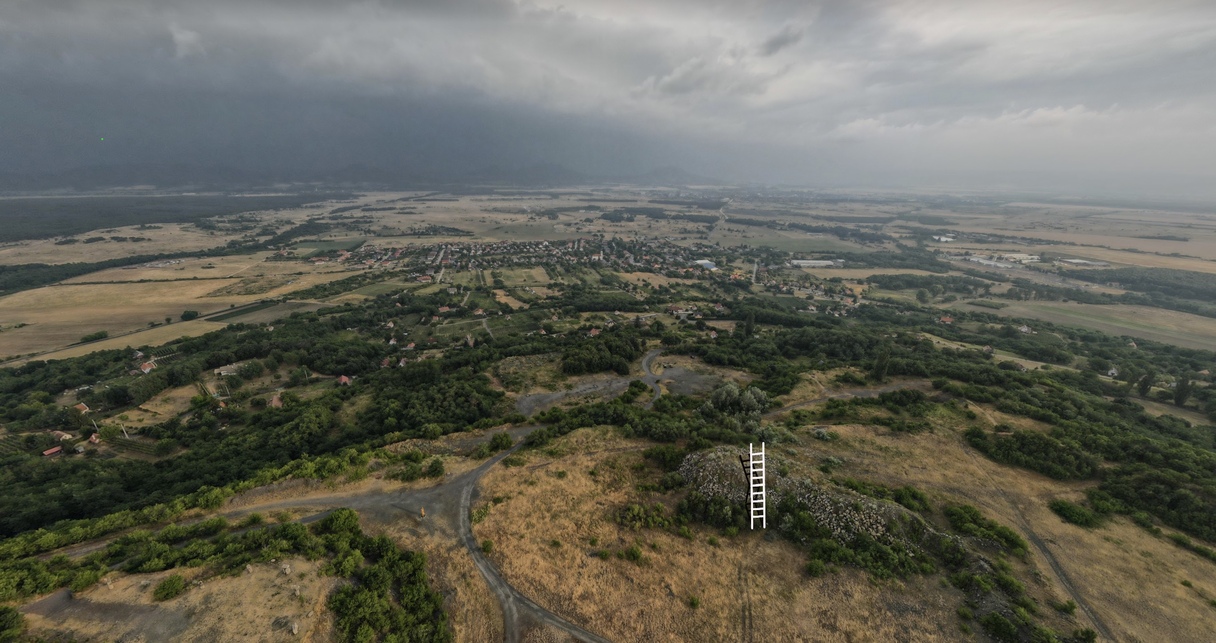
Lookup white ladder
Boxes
[750,442,766,529]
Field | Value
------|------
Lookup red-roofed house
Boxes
[88,433,101,444]
[73,402,90,414]
[269,394,283,409]
[338,375,353,386]
[938,316,954,325]
[42,446,63,457]
[140,362,156,374]
[588,328,601,337]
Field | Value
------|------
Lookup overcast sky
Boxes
[4,0,1216,197]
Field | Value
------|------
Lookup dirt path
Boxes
[764,380,934,417]
[458,449,612,643]
[217,436,613,641]
[958,413,1117,641]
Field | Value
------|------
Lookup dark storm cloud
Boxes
[759,25,803,56]
[3,0,1216,196]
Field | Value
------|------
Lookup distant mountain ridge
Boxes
[0,162,722,193]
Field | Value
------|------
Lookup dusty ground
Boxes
[802,409,1216,643]
[23,558,338,643]
[472,427,965,642]
[474,412,1216,643]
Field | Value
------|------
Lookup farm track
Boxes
[738,561,755,643]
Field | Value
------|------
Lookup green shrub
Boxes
[945,505,1028,556]
[688,596,700,609]
[425,458,445,478]
[617,503,670,531]
[152,574,187,601]
[1052,599,1077,615]
[1049,500,1102,528]
[0,606,25,643]
[979,612,1019,643]
[643,445,686,471]
[488,431,514,452]
[481,540,493,554]
[619,545,644,563]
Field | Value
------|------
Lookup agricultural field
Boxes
[953,301,1216,350]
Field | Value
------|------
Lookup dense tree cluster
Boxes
[560,328,645,375]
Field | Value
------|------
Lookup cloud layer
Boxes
[3,0,1216,195]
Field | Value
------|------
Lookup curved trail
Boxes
[959,445,1116,641]
[640,348,663,407]
[241,438,612,642]
[458,447,611,643]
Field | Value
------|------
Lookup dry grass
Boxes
[0,223,262,266]
[12,320,226,364]
[955,301,1216,350]
[59,253,280,283]
[23,558,339,642]
[472,428,964,642]
[0,264,354,361]
[492,289,529,310]
[803,414,1216,643]
[474,413,1216,643]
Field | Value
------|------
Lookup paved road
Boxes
[640,348,664,408]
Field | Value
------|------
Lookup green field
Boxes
[949,300,1216,350]
[352,280,409,297]
[294,238,366,257]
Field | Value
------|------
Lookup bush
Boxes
[979,612,1019,643]
[643,445,686,471]
[152,574,187,601]
[944,505,1028,556]
[1049,500,1102,528]
[481,540,493,554]
[619,545,644,563]
[488,431,513,452]
[425,458,445,478]
[1052,599,1077,615]
[180,310,200,321]
[0,606,24,642]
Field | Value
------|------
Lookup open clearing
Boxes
[474,419,1216,643]
[9,320,229,363]
[0,222,267,265]
[22,558,339,642]
[0,281,247,358]
[951,300,1216,350]
[0,265,356,359]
